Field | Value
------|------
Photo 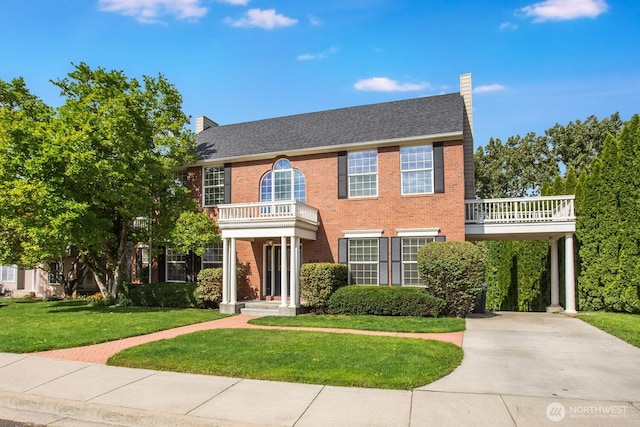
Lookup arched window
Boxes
[260,159,306,203]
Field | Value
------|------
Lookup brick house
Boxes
[158,74,476,315]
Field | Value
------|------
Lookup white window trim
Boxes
[348,150,378,198]
[400,236,435,286]
[0,265,17,283]
[343,230,383,238]
[347,238,379,285]
[202,166,224,207]
[396,228,439,237]
[400,145,434,196]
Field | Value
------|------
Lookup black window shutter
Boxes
[435,235,446,242]
[337,151,347,199]
[391,237,402,286]
[434,143,445,193]
[135,248,142,280]
[378,237,389,286]
[224,163,232,204]
[157,248,166,283]
[338,238,348,264]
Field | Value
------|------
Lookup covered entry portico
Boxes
[216,201,319,316]
[465,195,577,313]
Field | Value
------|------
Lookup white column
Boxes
[280,236,288,307]
[289,237,299,308]
[261,245,267,298]
[550,237,560,307]
[564,233,577,314]
[270,246,276,297]
[230,237,237,305]
[221,238,229,304]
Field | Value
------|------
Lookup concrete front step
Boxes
[240,300,281,316]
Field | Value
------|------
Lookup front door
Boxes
[265,245,290,297]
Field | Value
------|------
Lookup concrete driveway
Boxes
[422,311,640,402]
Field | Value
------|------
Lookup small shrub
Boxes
[417,241,486,317]
[119,282,198,308]
[86,292,115,307]
[300,263,348,313]
[327,286,444,317]
[195,268,222,309]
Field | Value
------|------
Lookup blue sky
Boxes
[1,0,638,147]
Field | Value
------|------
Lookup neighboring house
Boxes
[148,73,577,316]
[0,261,98,298]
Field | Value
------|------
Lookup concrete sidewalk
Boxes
[0,312,639,426]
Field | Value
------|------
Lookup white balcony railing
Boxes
[217,201,319,226]
[465,195,575,224]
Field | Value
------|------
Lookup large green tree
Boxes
[0,63,197,297]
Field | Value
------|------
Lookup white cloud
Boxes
[224,8,298,29]
[218,0,249,5]
[297,46,339,61]
[309,15,323,26]
[353,77,430,92]
[98,0,208,23]
[474,84,506,94]
[500,21,518,30]
[520,0,608,22]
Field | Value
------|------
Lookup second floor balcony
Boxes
[465,195,576,240]
[217,201,319,240]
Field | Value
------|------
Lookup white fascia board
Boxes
[343,230,383,238]
[396,228,440,237]
[191,131,463,167]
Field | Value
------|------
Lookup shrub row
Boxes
[120,282,198,308]
[327,286,444,317]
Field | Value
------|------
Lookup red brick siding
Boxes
[195,140,466,295]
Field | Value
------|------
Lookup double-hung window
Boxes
[166,248,187,282]
[203,166,225,206]
[401,237,434,285]
[348,150,378,198]
[48,261,62,285]
[202,243,223,269]
[348,239,378,284]
[400,145,433,195]
[0,265,16,283]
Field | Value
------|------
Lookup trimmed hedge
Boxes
[327,285,444,317]
[120,282,198,308]
[300,263,348,313]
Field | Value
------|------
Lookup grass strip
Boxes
[0,299,227,353]
[577,311,640,348]
[108,328,462,390]
[249,314,465,333]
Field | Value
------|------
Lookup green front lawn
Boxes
[249,314,465,333]
[577,311,640,348]
[108,328,463,390]
[0,299,227,353]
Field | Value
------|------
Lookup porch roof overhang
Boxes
[217,201,319,241]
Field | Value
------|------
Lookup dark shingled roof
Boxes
[196,92,464,161]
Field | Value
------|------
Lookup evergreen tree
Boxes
[612,115,640,312]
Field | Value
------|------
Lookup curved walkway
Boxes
[30,314,464,364]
